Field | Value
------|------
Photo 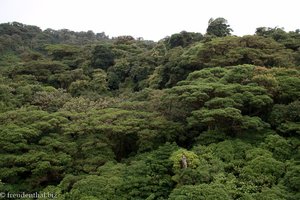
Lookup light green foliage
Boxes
[169,149,200,172]
[260,134,293,161]
[38,185,64,200]
[161,65,274,136]
[118,143,177,199]
[31,88,71,112]
[283,161,300,197]
[60,96,120,112]
[69,175,125,200]
[188,104,267,134]
[68,79,90,96]
[0,108,73,191]
[277,76,300,102]
[63,108,180,160]
[193,36,295,68]
[88,69,108,93]
[189,107,243,131]
[168,184,231,200]
[250,186,288,200]
[61,143,178,200]
[241,148,285,187]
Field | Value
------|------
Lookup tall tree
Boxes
[91,44,115,70]
[206,17,233,37]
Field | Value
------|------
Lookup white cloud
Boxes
[0,0,299,41]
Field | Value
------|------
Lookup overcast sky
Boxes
[0,0,299,41]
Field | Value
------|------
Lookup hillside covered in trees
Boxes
[0,19,299,199]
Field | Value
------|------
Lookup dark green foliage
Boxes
[0,21,299,199]
[269,101,300,135]
[256,27,300,51]
[206,17,233,37]
[12,60,69,83]
[45,44,80,60]
[91,44,115,70]
[167,31,203,48]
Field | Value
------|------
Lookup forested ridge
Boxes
[0,19,299,199]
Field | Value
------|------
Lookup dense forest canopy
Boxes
[0,19,299,199]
